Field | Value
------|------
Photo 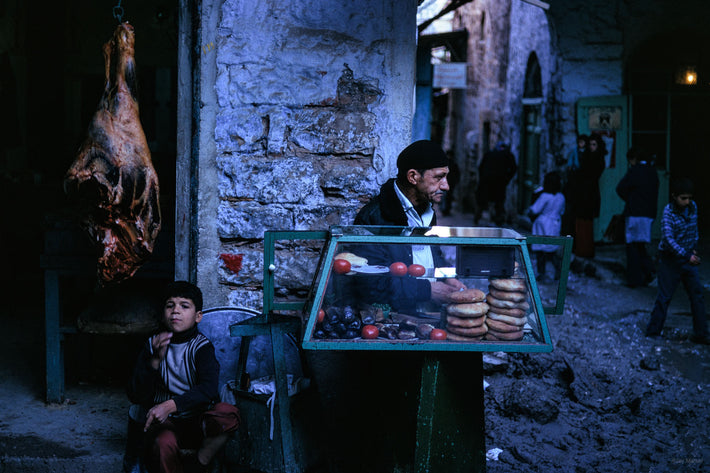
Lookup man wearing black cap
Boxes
[354,140,465,310]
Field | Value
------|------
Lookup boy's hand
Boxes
[143,399,177,431]
[150,332,173,369]
[690,253,701,265]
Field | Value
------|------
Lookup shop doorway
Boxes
[518,53,543,213]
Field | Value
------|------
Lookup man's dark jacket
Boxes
[353,178,446,311]
[615,162,659,218]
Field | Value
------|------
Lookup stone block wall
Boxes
[196,0,416,308]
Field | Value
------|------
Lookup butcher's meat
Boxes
[64,22,161,284]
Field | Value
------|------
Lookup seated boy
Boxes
[124,281,240,473]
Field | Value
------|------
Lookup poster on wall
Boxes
[588,106,622,131]
[588,106,621,169]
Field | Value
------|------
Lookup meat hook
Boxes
[112,0,124,23]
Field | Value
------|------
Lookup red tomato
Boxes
[430,329,447,340]
[362,324,379,339]
[333,259,351,274]
[389,262,408,276]
[317,309,326,323]
[408,264,426,277]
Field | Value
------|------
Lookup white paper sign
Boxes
[433,63,468,89]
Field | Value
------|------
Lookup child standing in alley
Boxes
[528,171,566,283]
[124,281,240,473]
[646,178,710,344]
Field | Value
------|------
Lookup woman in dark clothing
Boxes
[570,133,606,257]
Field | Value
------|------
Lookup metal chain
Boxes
[112,0,124,23]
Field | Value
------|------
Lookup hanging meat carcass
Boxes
[64,22,161,284]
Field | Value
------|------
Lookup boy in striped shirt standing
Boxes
[646,178,710,344]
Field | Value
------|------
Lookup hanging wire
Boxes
[112,0,124,23]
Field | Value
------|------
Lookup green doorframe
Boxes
[575,95,630,242]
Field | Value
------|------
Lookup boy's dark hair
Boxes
[670,177,694,197]
[626,146,648,163]
[164,280,203,311]
[543,171,562,194]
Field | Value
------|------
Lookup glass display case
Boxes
[300,225,572,353]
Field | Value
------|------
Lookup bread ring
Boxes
[486,294,530,311]
[334,252,368,266]
[486,318,525,333]
[446,314,486,328]
[489,277,527,292]
[446,288,486,303]
[487,311,527,326]
[486,329,524,341]
[447,324,488,337]
[446,332,484,342]
[483,305,525,317]
[447,302,489,318]
[488,287,527,302]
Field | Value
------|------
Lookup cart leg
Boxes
[271,323,298,473]
[415,353,485,472]
[45,270,64,404]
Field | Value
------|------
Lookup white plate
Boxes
[351,265,390,274]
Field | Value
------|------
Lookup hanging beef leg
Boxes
[64,22,161,284]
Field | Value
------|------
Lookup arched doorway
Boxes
[518,53,543,213]
[627,31,710,233]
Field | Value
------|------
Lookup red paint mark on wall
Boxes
[220,253,244,274]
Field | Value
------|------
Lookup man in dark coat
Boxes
[475,142,517,225]
[354,139,465,311]
[616,147,659,287]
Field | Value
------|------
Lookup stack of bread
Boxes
[445,288,488,341]
[485,278,530,341]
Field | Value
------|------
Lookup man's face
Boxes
[673,193,692,209]
[412,166,449,205]
[163,296,202,333]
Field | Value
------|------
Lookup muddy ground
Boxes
[483,263,710,473]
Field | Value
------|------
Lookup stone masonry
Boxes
[196,0,417,308]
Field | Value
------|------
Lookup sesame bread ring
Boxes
[447,302,489,318]
[447,324,488,337]
[489,277,527,292]
[487,311,528,326]
[483,305,526,317]
[485,329,524,341]
[486,294,530,311]
[486,318,524,333]
[446,288,486,303]
[446,332,485,342]
[446,314,486,328]
[488,287,527,302]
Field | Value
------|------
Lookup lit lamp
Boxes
[676,65,697,85]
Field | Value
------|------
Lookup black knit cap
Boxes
[396,140,449,172]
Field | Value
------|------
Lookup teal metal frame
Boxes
[227,230,327,473]
[526,235,574,315]
[299,228,572,353]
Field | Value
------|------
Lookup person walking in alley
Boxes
[475,142,517,226]
[646,178,710,344]
[528,171,566,283]
[616,147,659,287]
[561,134,588,236]
[568,133,606,258]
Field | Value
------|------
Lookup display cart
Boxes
[232,225,571,473]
